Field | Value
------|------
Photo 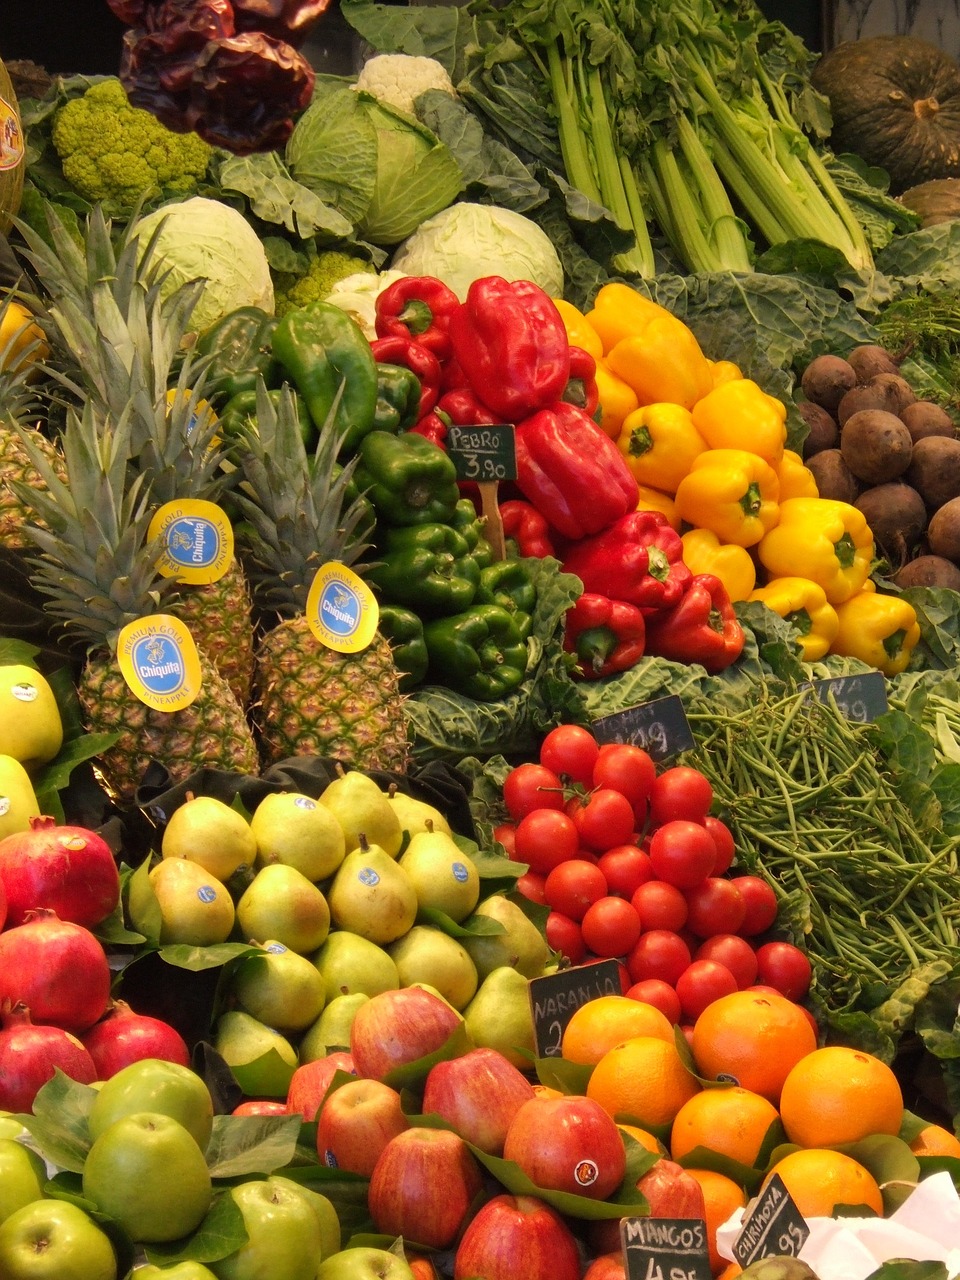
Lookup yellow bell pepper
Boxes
[637,485,681,530]
[756,497,874,605]
[594,363,640,440]
[777,448,819,501]
[617,402,708,494]
[748,576,840,662]
[585,282,679,352]
[675,448,780,548]
[709,359,743,388]
[681,528,757,602]
[552,298,603,360]
[829,589,921,676]
[606,317,715,411]
[690,378,787,468]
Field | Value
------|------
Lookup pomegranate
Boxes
[81,1000,191,1078]
[0,815,121,928]
[0,910,111,1032]
[0,1000,98,1111]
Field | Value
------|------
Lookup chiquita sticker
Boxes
[116,614,203,712]
[148,499,233,585]
[306,562,378,653]
[0,98,24,171]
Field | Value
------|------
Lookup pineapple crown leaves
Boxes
[232,380,373,619]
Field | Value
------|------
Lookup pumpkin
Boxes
[811,36,960,195]
[0,56,25,237]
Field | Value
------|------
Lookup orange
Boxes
[716,1265,742,1280]
[586,1035,701,1131]
[617,1123,664,1154]
[562,994,675,1066]
[670,1086,782,1169]
[685,1168,747,1275]
[778,1045,903,1148]
[765,1147,884,1218]
[690,990,817,1104]
[910,1123,960,1158]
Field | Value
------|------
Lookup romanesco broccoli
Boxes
[51,79,212,209]
[354,54,455,117]
[273,251,376,318]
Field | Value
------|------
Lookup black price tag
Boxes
[801,670,888,723]
[733,1174,810,1267]
[621,1215,713,1280]
[529,959,623,1058]
[591,695,694,761]
[446,423,518,483]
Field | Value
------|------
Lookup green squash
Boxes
[0,56,25,237]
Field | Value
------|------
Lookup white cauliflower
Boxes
[323,269,410,339]
[354,54,456,117]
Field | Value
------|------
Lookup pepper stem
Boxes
[740,481,762,517]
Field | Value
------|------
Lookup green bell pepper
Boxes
[377,604,428,692]
[476,560,536,639]
[451,498,494,570]
[195,306,281,402]
[353,430,460,527]
[271,301,378,453]
[367,523,481,617]
[423,604,528,701]
[374,362,423,433]
[219,387,316,448]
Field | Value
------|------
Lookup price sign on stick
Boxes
[529,959,623,1058]
[445,424,517,561]
[733,1174,809,1266]
[592,695,695,761]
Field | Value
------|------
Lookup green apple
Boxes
[148,856,236,946]
[386,791,452,839]
[250,793,346,882]
[236,864,330,955]
[0,754,41,840]
[0,1116,26,1139]
[229,941,326,1033]
[311,931,398,1003]
[135,1266,220,1280]
[161,796,258,883]
[387,926,478,1011]
[463,965,536,1069]
[82,1111,212,1243]
[214,1011,298,1098]
[210,1177,325,1280]
[398,829,480,922]
[326,842,417,945]
[316,1247,414,1280]
[0,1139,46,1224]
[0,1199,117,1280]
[462,894,550,980]
[299,992,369,1063]
[269,1178,340,1260]
[88,1058,214,1149]
[0,665,63,773]
[318,773,402,858]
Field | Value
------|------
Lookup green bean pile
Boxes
[686,686,960,1012]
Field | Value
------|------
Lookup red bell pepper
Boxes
[370,335,441,419]
[410,408,450,449]
[562,510,692,614]
[374,276,460,361]
[500,499,556,559]
[643,573,745,673]
[437,387,500,426]
[515,402,639,541]
[564,592,646,679]
[561,345,599,418]
[448,276,571,423]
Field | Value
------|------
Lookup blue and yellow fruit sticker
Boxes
[306,563,379,653]
[165,387,217,438]
[148,499,233,585]
[116,614,203,712]
[0,97,24,172]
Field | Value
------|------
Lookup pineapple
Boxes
[234,386,411,773]
[13,401,259,801]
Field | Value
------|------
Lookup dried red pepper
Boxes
[370,336,441,420]
[643,573,745,673]
[564,592,646,679]
[499,499,556,559]
[375,277,460,361]
[562,510,692,614]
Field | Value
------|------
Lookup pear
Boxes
[311,930,399,1002]
[0,753,41,840]
[148,856,235,946]
[463,965,536,1069]
[230,940,326,1033]
[299,992,370,1062]
[388,926,479,1011]
[462,894,550,980]
[214,1010,298,1097]
[318,771,401,858]
[250,792,346,882]
[236,863,331,955]
[387,787,453,839]
[0,664,63,772]
[398,825,480,922]
[161,794,257,883]
[326,837,418,945]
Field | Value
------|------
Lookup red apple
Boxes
[590,1157,707,1255]
[316,1076,409,1176]
[502,1094,626,1200]
[368,1126,483,1250]
[583,1254,627,1280]
[0,817,121,928]
[453,1193,581,1280]
[349,987,461,1081]
[421,1047,535,1155]
[407,1256,441,1280]
[284,1050,356,1121]
[232,1099,288,1116]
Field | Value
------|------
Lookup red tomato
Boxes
[545,912,586,964]
[694,934,758,989]
[631,880,688,933]
[624,978,681,1024]
[502,763,564,821]
[626,929,691,987]
[703,815,736,876]
[567,788,636,853]
[580,895,643,958]
[755,941,813,1001]
[592,743,657,809]
[675,958,738,1021]
[544,859,608,921]
[683,877,746,938]
[540,724,600,785]
[731,875,779,936]
[648,766,713,825]
[648,820,717,889]
[493,822,517,859]
[515,870,547,905]
[597,845,654,899]
[513,808,579,875]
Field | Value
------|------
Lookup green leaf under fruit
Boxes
[15,1070,96,1171]
[160,942,260,971]
[466,1143,647,1220]
[125,854,162,946]
[383,1021,474,1091]
[205,1113,303,1178]
[143,1189,248,1266]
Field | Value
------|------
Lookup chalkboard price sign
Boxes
[591,694,695,761]
[529,959,623,1058]
[446,424,518,483]
[801,670,888,723]
[733,1174,809,1267]
[620,1215,712,1280]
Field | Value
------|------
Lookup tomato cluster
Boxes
[497,724,812,1027]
